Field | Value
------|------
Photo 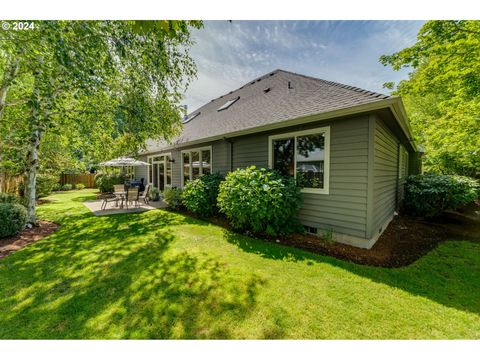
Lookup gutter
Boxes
[141,97,413,155]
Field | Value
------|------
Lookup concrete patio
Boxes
[83,198,167,216]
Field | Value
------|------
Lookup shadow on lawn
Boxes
[1,206,263,339]
[223,229,480,316]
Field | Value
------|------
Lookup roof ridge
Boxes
[275,69,389,99]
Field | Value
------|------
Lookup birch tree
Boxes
[0,20,202,224]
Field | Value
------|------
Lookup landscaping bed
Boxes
[0,220,59,260]
[175,200,480,268]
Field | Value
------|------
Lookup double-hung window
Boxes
[181,146,212,187]
[268,127,330,194]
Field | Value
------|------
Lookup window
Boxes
[217,97,239,111]
[268,127,330,194]
[181,146,212,187]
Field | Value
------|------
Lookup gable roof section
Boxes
[146,69,392,152]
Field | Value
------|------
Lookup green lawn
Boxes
[0,189,479,339]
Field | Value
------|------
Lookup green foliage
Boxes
[0,20,203,223]
[182,173,224,216]
[61,184,73,191]
[162,187,184,210]
[75,184,86,190]
[150,187,160,201]
[404,174,479,217]
[94,173,126,193]
[36,174,59,198]
[0,193,19,204]
[0,203,27,238]
[217,166,303,235]
[380,20,480,176]
[52,183,62,191]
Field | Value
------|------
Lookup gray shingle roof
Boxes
[146,69,390,152]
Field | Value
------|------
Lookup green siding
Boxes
[229,116,370,239]
[371,118,399,237]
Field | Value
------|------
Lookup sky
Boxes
[182,20,426,112]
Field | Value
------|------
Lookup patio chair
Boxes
[125,187,139,209]
[113,184,125,193]
[100,193,119,210]
[139,184,151,205]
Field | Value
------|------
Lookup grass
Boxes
[0,189,479,339]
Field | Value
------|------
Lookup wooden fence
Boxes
[0,174,23,194]
[60,173,96,188]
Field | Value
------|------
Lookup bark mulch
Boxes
[0,221,59,260]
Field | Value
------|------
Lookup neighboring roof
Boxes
[146,69,392,153]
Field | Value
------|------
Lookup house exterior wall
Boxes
[230,116,370,240]
[135,112,413,249]
[369,116,403,241]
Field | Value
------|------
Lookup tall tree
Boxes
[380,20,480,176]
[0,20,202,223]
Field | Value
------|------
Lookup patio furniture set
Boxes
[101,183,151,210]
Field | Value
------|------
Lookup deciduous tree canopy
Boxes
[0,20,202,222]
[380,20,480,176]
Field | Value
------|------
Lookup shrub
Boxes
[150,187,161,201]
[94,173,127,193]
[75,183,86,190]
[182,173,224,216]
[61,183,73,191]
[0,193,19,204]
[163,187,184,210]
[36,174,59,198]
[0,203,27,238]
[404,174,480,217]
[52,183,63,191]
[217,166,303,235]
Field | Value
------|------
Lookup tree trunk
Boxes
[0,57,20,192]
[25,107,43,225]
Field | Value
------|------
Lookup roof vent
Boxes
[263,87,271,93]
[182,112,200,124]
[217,96,240,111]
[269,72,275,76]
[288,81,293,89]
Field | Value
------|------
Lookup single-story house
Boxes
[135,69,420,249]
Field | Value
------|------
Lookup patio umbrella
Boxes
[98,157,150,178]
[99,157,150,167]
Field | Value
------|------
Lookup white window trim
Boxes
[180,145,213,188]
[268,126,330,195]
[147,152,172,188]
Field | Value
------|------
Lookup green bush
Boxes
[75,183,86,190]
[36,174,59,198]
[0,193,19,204]
[150,187,160,201]
[182,173,224,216]
[0,203,27,238]
[61,183,73,191]
[94,173,127,193]
[52,183,63,191]
[163,187,184,210]
[404,174,480,217]
[217,166,303,235]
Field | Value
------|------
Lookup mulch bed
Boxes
[0,221,59,260]
[173,201,480,268]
